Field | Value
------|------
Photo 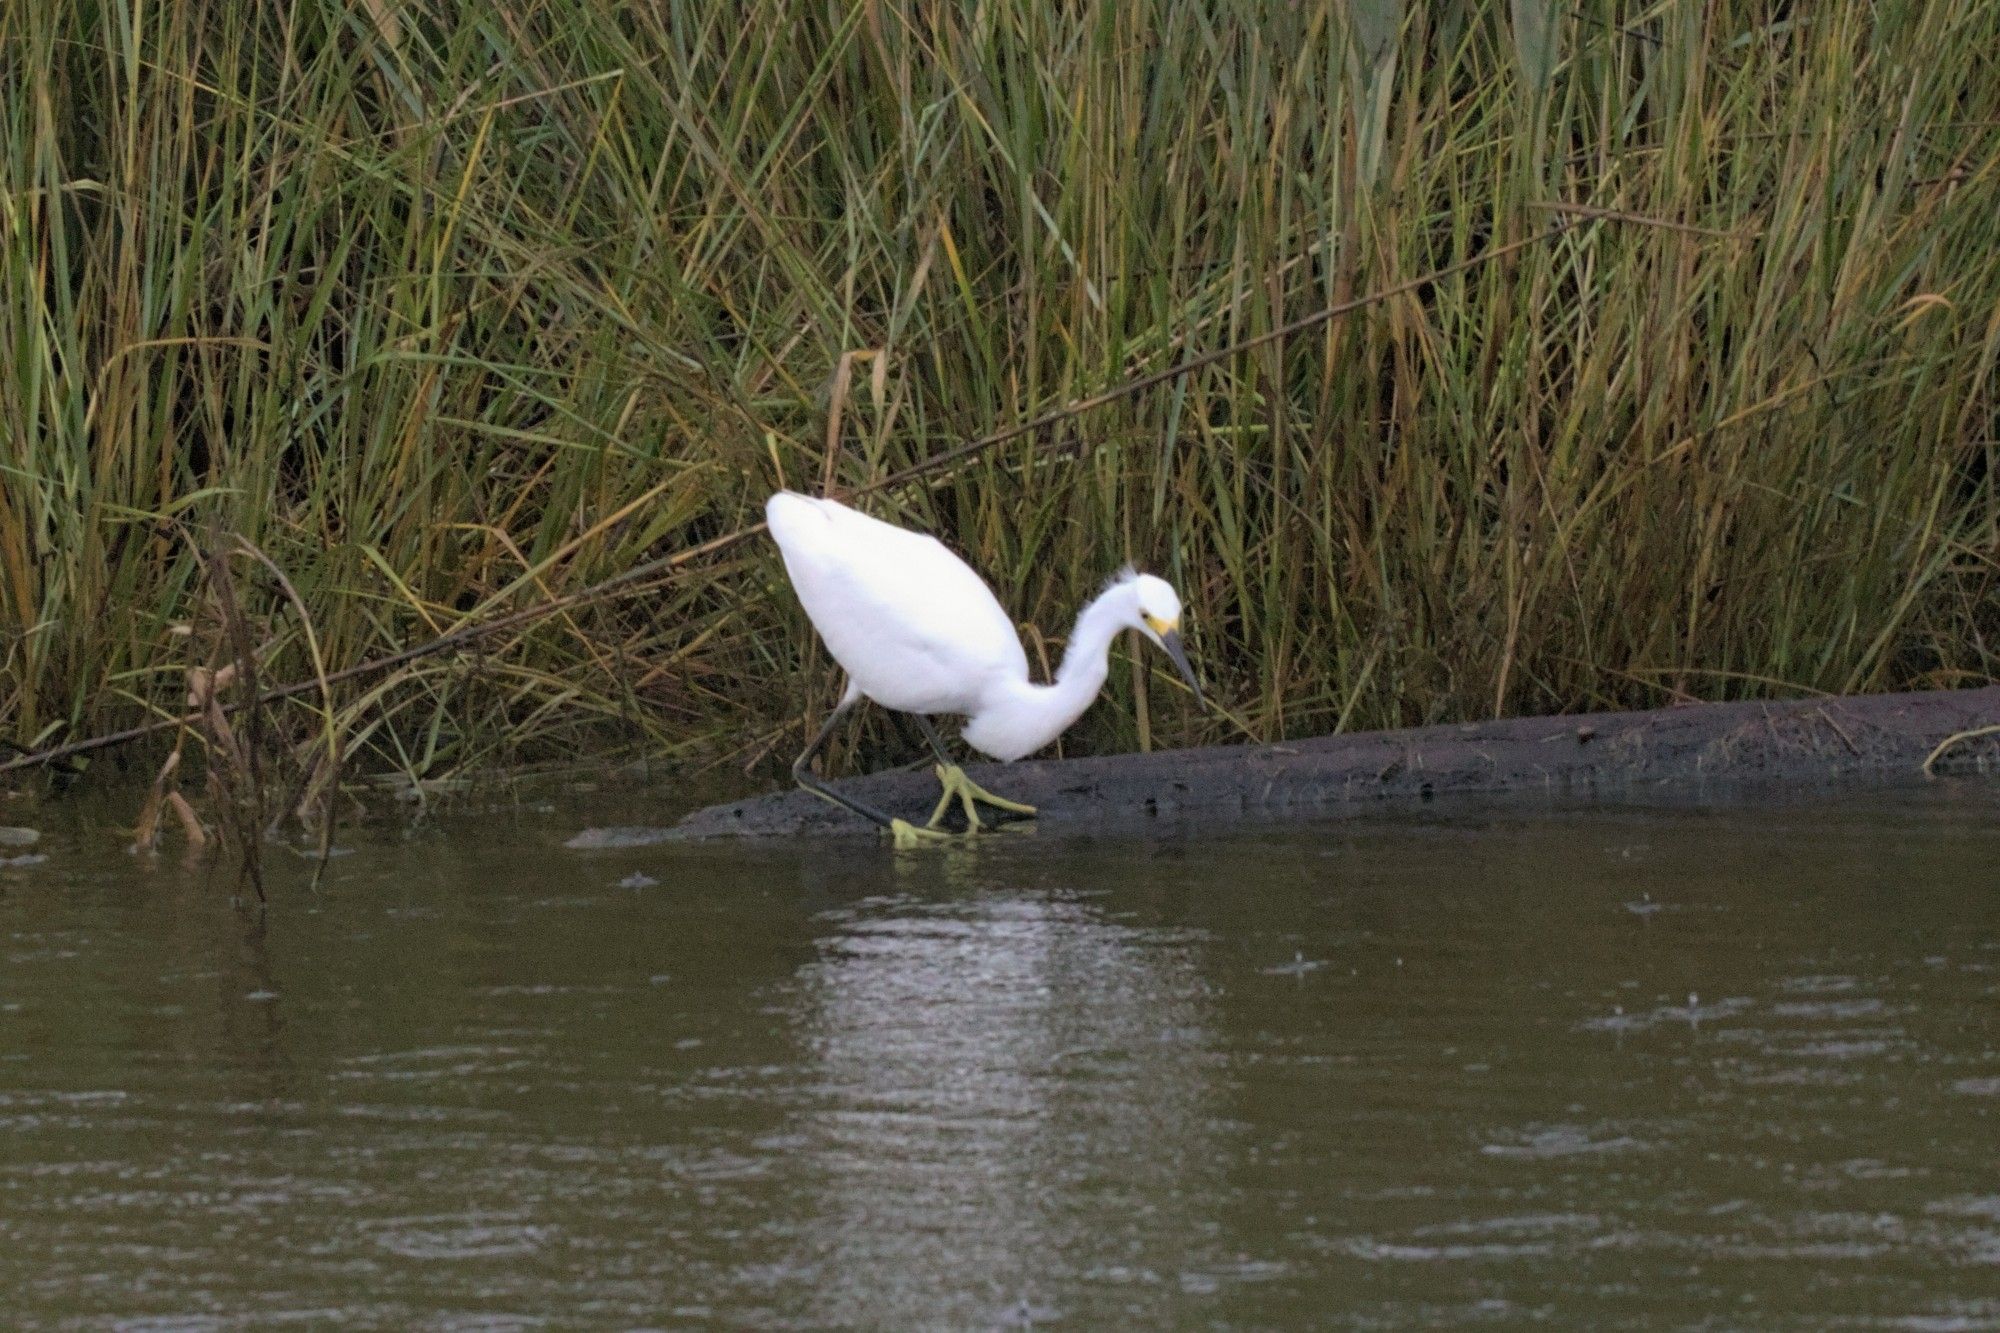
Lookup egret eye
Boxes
[1142,612,1177,636]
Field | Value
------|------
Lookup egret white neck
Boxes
[960,582,1137,762]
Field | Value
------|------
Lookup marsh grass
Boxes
[2,0,1997,792]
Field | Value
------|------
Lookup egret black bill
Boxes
[1159,629,1202,704]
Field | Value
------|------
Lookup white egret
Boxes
[766,491,1201,846]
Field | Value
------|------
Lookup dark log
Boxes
[568,686,2000,847]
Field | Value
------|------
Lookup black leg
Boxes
[913,714,956,768]
[791,694,904,831]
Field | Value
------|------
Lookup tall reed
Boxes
[3,0,1996,785]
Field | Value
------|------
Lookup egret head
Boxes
[1117,570,1202,703]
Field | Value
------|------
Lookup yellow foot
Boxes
[925,764,1038,833]
[888,818,955,850]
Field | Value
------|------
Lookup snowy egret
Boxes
[766,491,1201,846]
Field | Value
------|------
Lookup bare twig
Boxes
[1922,723,2000,776]
[201,535,267,903]
[233,537,342,889]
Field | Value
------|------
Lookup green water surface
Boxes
[2,784,1996,1328]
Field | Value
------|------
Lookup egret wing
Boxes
[817,502,1028,672]
[767,494,1029,711]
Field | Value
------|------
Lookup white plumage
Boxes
[766,491,1027,720]
[766,490,1200,841]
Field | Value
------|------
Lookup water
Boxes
[2,783,1997,1328]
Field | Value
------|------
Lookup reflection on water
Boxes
[0,784,1996,1327]
[797,884,1218,1327]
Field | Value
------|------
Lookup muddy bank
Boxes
[569,686,2000,846]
